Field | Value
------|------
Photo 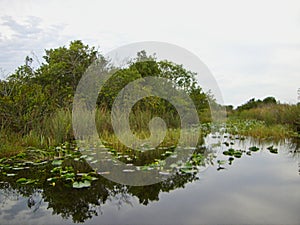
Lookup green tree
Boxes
[97,51,211,126]
[0,80,48,133]
[35,40,98,108]
[262,96,277,105]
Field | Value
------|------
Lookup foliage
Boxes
[225,119,295,140]
[34,40,99,108]
[236,96,277,111]
[97,51,210,133]
[0,39,298,159]
[232,102,300,133]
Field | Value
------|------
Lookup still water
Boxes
[0,135,299,225]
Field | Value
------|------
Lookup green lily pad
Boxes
[228,157,234,165]
[52,160,63,166]
[266,145,278,154]
[180,168,198,174]
[217,160,227,165]
[6,173,16,177]
[16,178,27,183]
[12,167,25,170]
[223,142,230,147]
[234,151,242,158]
[269,149,278,154]
[249,146,259,152]
[47,177,58,182]
[16,178,38,185]
[61,173,75,180]
[72,180,91,189]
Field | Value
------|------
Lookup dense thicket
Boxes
[0,41,211,139]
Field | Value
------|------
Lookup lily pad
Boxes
[6,173,16,177]
[217,160,227,165]
[223,142,230,147]
[180,168,198,174]
[234,151,242,158]
[52,160,63,166]
[122,169,135,173]
[12,167,25,171]
[72,180,91,189]
[267,146,278,154]
[249,146,259,152]
[16,178,38,185]
[16,178,27,183]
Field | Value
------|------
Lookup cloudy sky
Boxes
[0,0,300,106]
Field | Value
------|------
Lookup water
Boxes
[0,135,299,225]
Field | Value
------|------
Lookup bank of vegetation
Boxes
[0,40,299,159]
[0,40,211,158]
[225,97,300,140]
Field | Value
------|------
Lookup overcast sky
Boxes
[0,0,299,106]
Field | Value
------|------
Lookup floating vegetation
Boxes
[249,146,260,152]
[16,177,39,185]
[223,142,230,147]
[51,159,63,166]
[180,162,198,174]
[122,169,135,173]
[228,157,234,165]
[267,146,278,154]
[72,180,91,189]
[223,148,243,158]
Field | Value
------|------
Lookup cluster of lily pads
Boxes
[135,150,210,175]
[0,142,102,189]
[218,142,279,170]
[46,159,99,189]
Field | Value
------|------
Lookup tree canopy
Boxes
[0,40,211,135]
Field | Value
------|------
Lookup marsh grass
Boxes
[0,131,25,157]
[233,104,300,132]
[226,119,296,141]
[42,108,73,146]
[0,104,298,158]
[99,129,185,152]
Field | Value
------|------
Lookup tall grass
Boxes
[226,119,296,140]
[233,104,300,131]
[1,103,298,158]
[0,130,25,157]
[39,108,72,146]
[0,108,73,157]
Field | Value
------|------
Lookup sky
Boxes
[0,0,300,106]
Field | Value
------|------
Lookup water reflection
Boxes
[0,136,299,224]
[0,152,202,223]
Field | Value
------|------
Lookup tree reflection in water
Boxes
[0,147,207,223]
[2,137,298,223]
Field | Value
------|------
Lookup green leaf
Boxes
[249,146,259,152]
[16,178,38,185]
[223,142,230,147]
[223,151,231,156]
[217,160,226,165]
[72,180,91,189]
[62,173,75,180]
[234,151,242,158]
[6,173,16,177]
[16,178,27,183]
[269,148,278,154]
[47,177,58,182]
[180,168,198,174]
[52,160,63,166]
[12,167,25,170]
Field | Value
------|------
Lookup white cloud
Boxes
[0,0,300,106]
